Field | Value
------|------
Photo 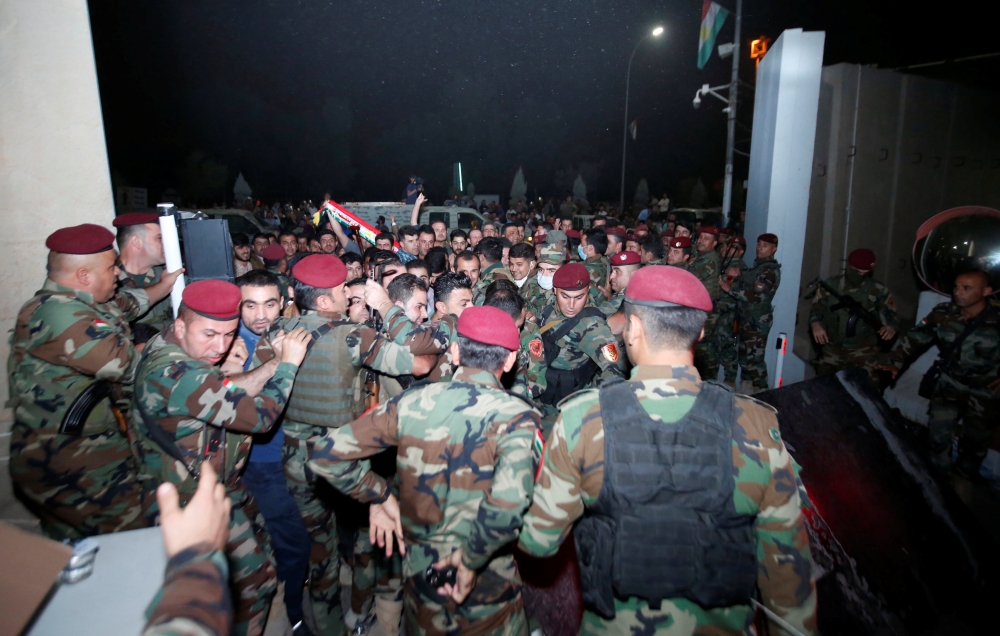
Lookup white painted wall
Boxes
[0,1,115,520]
[743,29,827,387]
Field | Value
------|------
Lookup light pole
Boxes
[619,25,664,216]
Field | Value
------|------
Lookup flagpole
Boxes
[721,0,741,227]
[619,27,663,218]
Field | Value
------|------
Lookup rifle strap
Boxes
[937,305,994,365]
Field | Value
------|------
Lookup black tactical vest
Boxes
[538,305,605,405]
[574,379,757,618]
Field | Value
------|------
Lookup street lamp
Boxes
[619,26,664,216]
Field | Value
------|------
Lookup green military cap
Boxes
[537,244,565,265]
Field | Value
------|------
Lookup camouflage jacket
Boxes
[513,322,547,399]
[887,301,1000,395]
[519,365,817,636]
[384,312,459,382]
[729,257,781,323]
[538,302,625,379]
[520,276,548,318]
[143,543,231,636]
[688,250,721,304]
[8,278,148,436]
[473,262,513,305]
[809,273,898,344]
[307,366,544,588]
[130,329,297,502]
[595,289,626,317]
[117,264,172,329]
[584,255,609,289]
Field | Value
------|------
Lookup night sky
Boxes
[88,0,998,208]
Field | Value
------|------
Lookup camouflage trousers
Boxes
[812,338,883,386]
[403,568,528,636]
[694,313,720,381]
[227,492,278,636]
[8,423,155,540]
[927,379,1000,475]
[717,319,740,384]
[736,323,771,391]
[283,429,344,635]
[579,596,752,636]
[349,530,403,614]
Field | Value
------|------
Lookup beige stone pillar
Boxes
[1,1,115,523]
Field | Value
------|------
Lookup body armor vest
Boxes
[574,379,757,618]
[283,313,362,429]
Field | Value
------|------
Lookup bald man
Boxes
[8,224,181,540]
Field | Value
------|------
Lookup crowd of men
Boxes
[7,196,998,636]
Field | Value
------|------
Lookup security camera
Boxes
[693,93,702,109]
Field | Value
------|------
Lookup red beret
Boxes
[758,233,779,246]
[293,254,347,288]
[565,229,581,239]
[635,224,649,232]
[660,230,674,239]
[112,212,160,227]
[626,233,637,242]
[552,263,590,290]
[732,236,747,247]
[457,306,520,351]
[45,224,115,254]
[262,244,286,261]
[606,226,627,237]
[848,248,876,270]
[669,236,692,249]
[625,265,713,312]
[610,251,641,266]
[720,228,735,236]
[182,280,242,321]
[699,226,720,237]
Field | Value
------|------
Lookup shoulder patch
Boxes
[600,342,619,363]
[528,337,543,358]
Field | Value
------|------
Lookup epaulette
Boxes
[733,391,778,415]
[555,387,600,410]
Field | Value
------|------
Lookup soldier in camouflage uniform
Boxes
[639,237,666,267]
[720,234,781,393]
[275,255,447,634]
[581,228,610,290]
[717,237,747,387]
[665,236,693,268]
[484,283,548,401]
[143,464,233,636]
[8,224,179,540]
[130,279,312,636]
[472,237,513,305]
[522,244,562,320]
[260,243,297,313]
[690,227,722,380]
[307,305,544,636]
[536,263,626,428]
[595,250,640,316]
[519,266,818,636]
[114,212,174,332]
[809,248,899,384]
[883,270,1000,478]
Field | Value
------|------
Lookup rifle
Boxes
[60,380,127,436]
[809,277,884,337]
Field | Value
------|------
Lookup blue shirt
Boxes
[396,249,417,264]
[240,322,285,463]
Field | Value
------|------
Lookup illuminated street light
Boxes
[620,26,665,215]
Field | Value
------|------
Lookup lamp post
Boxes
[619,26,664,216]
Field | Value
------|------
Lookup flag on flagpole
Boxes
[698,0,729,69]
[629,120,638,140]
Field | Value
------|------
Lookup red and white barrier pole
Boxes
[773,332,787,388]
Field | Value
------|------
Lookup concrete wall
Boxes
[795,64,1000,362]
[743,29,827,386]
[0,1,116,524]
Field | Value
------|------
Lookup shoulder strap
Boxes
[939,305,995,362]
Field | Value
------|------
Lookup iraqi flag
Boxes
[698,0,729,69]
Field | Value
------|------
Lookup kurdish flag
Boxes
[698,0,729,69]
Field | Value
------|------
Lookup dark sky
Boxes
[88,0,998,207]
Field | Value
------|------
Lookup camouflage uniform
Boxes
[595,290,626,317]
[520,276,548,319]
[117,264,172,330]
[514,321,547,400]
[272,306,447,633]
[583,255,609,290]
[143,544,231,636]
[728,257,781,392]
[717,260,747,386]
[887,301,1000,475]
[809,273,898,384]
[688,250,722,380]
[536,301,626,428]
[8,279,153,540]
[473,262,514,305]
[519,365,818,635]
[130,329,298,636]
[307,366,544,636]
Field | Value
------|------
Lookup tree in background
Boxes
[510,166,527,204]
[572,174,588,210]
[466,182,476,198]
